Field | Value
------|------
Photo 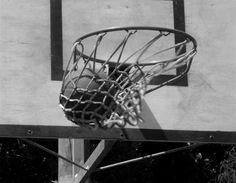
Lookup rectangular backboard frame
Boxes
[51,0,189,86]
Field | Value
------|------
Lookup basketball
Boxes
[60,68,117,127]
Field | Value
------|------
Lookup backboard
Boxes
[1,0,236,143]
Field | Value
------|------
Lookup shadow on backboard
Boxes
[119,100,170,141]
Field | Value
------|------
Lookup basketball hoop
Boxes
[59,26,197,129]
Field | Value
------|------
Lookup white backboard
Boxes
[0,0,236,143]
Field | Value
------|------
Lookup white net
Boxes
[59,27,197,129]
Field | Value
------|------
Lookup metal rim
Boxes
[75,26,197,47]
[73,26,197,66]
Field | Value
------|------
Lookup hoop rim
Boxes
[75,26,197,47]
[73,26,197,67]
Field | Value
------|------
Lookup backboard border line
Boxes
[50,0,189,86]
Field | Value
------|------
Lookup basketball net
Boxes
[59,27,197,129]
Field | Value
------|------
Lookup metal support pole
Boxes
[20,138,88,171]
[96,143,203,171]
